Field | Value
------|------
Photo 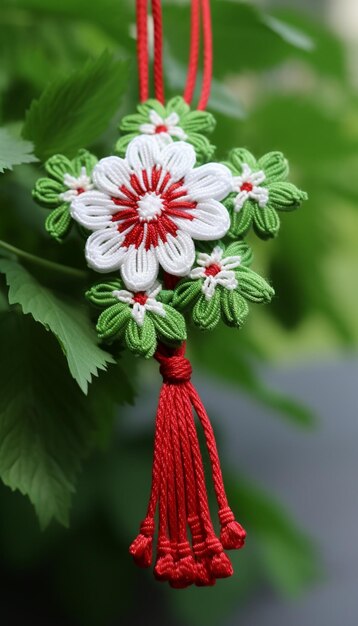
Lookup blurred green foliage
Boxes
[0,0,356,624]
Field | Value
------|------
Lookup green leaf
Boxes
[0,313,98,527]
[237,267,275,303]
[150,305,187,343]
[261,14,314,52]
[125,316,157,359]
[268,181,307,210]
[0,128,38,173]
[192,291,221,330]
[96,303,131,341]
[172,279,202,310]
[221,289,249,327]
[0,258,114,393]
[22,52,129,160]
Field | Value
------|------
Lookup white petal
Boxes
[139,123,156,135]
[251,170,266,185]
[168,126,188,140]
[185,163,232,201]
[174,199,230,240]
[121,244,159,291]
[146,298,166,317]
[159,141,196,182]
[146,280,162,298]
[71,190,114,230]
[126,135,161,173]
[112,289,134,304]
[221,255,241,270]
[234,191,248,211]
[216,270,238,290]
[85,227,127,273]
[149,110,164,126]
[92,156,131,197]
[131,303,146,327]
[156,231,195,276]
[202,276,217,300]
[165,112,180,125]
[189,266,206,279]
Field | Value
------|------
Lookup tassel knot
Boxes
[158,354,192,383]
[129,516,154,568]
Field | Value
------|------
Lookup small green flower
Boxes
[86,279,186,359]
[32,149,97,241]
[223,148,307,239]
[116,96,216,164]
[172,241,274,331]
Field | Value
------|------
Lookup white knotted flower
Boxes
[112,281,165,327]
[232,163,269,211]
[71,135,232,291]
[139,109,188,141]
[190,246,241,300]
[59,166,93,202]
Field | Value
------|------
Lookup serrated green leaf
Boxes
[22,52,129,160]
[0,258,114,393]
[0,128,38,173]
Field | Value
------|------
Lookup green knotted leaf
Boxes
[227,199,255,238]
[0,259,114,393]
[192,291,221,330]
[45,204,72,241]
[0,128,38,173]
[32,177,64,206]
[96,304,131,341]
[23,52,129,160]
[268,181,308,211]
[124,316,157,359]
[258,151,289,183]
[86,280,123,308]
[73,148,98,176]
[224,240,253,266]
[150,305,187,344]
[220,289,249,327]
[253,204,281,239]
[115,133,136,156]
[236,267,275,303]
[0,313,98,528]
[172,279,202,310]
[226,147,257,173]
[44,154,75,181]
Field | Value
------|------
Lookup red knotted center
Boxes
[204,263,221,277]
[76,187,85,195]
[155,124,168,134]
[133,292,148,305]
[240,181,253,192]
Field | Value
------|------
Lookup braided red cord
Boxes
[184,0,201,105]
[197,0,213,110]
[136,0,149,102]
[151,0,165,103]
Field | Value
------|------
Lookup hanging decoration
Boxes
[32,0,307,588]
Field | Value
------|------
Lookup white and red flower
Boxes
[139,109,187,141]
[59,167,94,202]
[112,281,165,327]
[232,163,269,211]
[71,136,232,291]
[190,246,241,300]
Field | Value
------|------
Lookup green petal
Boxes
[181,109,216,134]
[253,204,280,239]
[125,316,157,358]
[172,279,202,310]
[258,151,289,183]
[45,205,72,241]
[150,305,186,343]
[119,113,147,133]
[268,182,308,211]
[73,149,97,176]
[96,303,130,341]
[44,154,74,182]
[188,133,215,164]
[227,199,254,238]
[229,147,257,173]
[86,280,123,307]
[221,289,249,327]
[137,99,166,119]
[192,291,221,330]
[33,177,64,206]
[236,267,274,303]
[224,240,253,267]
[166,96,190,118]
[115,133,137,156]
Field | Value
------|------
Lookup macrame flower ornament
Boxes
[32,149,97,241]
[173,241,274,330]
[223,148,307,239]
[116,96,216,164]
[71,135,232,291]
[86,279,186,358]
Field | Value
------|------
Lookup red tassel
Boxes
[129,342,246,587]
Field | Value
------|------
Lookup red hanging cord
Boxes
[197,0,213,110]
[136,0,149,102]
[152,0,165,103]
[184,0,201,105]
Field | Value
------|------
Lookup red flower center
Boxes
[110,166,197,251]
[133,292,148,305]
[205,263,222,277]
[76,187,85,195]
[155,124,168,134]
[240,181,253,192]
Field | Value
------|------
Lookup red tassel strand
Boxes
[129,343,246,587]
